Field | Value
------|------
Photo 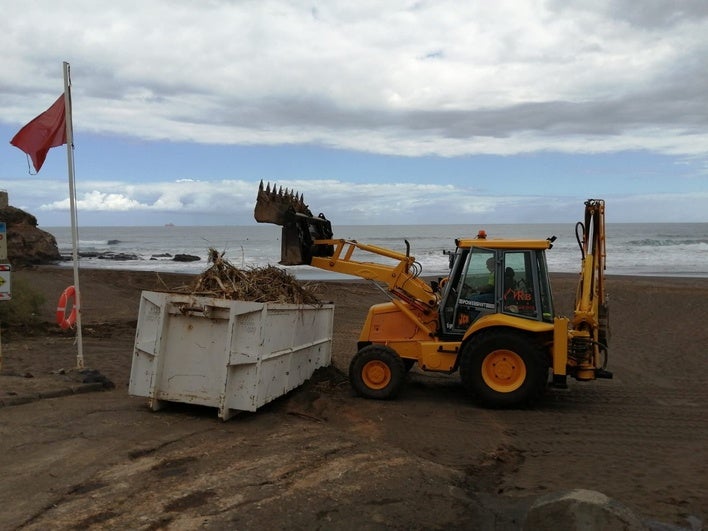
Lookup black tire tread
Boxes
[349,344,406,400]
[459,328,549,408]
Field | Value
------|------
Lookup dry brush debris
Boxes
[177,248,321,304]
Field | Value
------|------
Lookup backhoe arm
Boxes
[569,199,610,379]
[574,199,607,330]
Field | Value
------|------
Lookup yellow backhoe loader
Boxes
[255,182,611,407]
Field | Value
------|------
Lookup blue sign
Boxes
[0,222,6,261]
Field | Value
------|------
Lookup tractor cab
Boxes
[439,233,556,340]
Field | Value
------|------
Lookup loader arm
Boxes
[310,239,439,311]
[254,182,438,312]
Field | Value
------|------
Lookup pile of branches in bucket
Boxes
[186,248,321,304]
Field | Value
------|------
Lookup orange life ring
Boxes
[56,285,78,329]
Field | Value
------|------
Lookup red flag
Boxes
[10,94,67,173]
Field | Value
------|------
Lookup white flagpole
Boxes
[63,61,84,369]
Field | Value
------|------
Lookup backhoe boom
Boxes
[568,199,611,380]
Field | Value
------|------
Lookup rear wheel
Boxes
[459,329,548,408]
[349,345,406,400]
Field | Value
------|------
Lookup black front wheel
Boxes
[459,330,549,408]
[349,345,406,400]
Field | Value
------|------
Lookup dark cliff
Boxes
[0,204,61,268]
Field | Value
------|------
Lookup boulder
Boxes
[97,252,139,261]
[524,489,645,531]
[0,205,61,268]
[173,254,200,262]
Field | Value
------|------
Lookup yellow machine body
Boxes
[255,184,610,407]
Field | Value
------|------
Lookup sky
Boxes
[1,0,707,227]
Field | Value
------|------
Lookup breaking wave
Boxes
[627,238,708,247]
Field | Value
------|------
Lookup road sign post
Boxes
[0,263,8,372]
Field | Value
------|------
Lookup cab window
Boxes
[440,248,497,336]
[460,249,496,304]
[502,251,537,318]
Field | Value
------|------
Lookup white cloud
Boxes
[41,190,143,211]
[2,1,707,226]
[1,1,707,157]
[6,178,699,225]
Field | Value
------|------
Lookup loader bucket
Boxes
[254,181,309,225]
[254,181,334,266]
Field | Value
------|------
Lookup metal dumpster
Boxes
[129,291,334,420]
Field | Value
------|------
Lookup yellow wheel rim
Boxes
[362,360,392,390]
[481,349,526,393]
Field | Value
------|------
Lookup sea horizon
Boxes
[45,222,708,279]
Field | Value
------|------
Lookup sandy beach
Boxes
[0,266,706,529]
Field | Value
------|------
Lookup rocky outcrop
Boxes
[0,205,61,268]
[173,254,200,262]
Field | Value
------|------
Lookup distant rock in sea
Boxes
[97,252,139,261]
[173,254,200,262]
[59,251,201,263]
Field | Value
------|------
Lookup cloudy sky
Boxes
[1,0,707,227]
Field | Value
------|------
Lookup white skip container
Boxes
[129,291,334,420]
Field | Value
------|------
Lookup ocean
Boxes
[45,223,708,279]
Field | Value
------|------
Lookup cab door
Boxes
[501,250,554,322]
[439,247,498,338]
